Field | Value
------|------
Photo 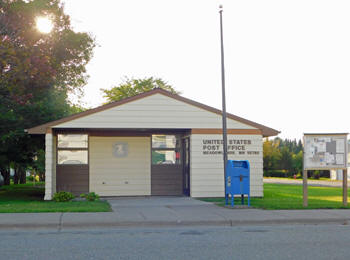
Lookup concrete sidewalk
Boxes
[1,197,350,230]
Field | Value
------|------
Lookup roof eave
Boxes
[26,88,281,136]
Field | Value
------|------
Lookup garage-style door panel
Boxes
[151,165,183,195]
[89,136,151,196]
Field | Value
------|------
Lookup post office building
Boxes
[28,88,279,200]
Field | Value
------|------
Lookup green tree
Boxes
[264,137,305,177]
[0,0,95,184]
[278,146,293,176]
[292,150,303,175]
[102,77,179,103]
[263,139,281,172]
[32,149,45,181]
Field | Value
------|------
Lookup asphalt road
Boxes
[1,224,350,260]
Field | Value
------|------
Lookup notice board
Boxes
[304,134,348,170]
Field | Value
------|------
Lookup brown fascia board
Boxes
[27,88,280,137]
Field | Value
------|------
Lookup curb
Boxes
[1,218,350,230]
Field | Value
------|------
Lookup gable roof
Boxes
[27,88,280,137]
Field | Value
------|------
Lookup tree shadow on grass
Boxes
[0,184,44,201]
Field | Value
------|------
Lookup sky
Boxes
[62,0,350,140]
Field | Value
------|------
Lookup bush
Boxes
[80,192,100,201]
[304,170,330,179]
[53,191,75,202]
[312,171,320,179]
[320,170,330,178]
[264,170,287,178]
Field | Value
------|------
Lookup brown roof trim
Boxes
[27,88,280,137]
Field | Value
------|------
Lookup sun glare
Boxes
[36,16,53,34]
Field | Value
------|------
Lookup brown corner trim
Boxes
[191,129,262,135]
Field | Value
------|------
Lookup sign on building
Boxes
[113,142,128,158]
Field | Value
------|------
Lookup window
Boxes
[57,134,88,165]
[57,150,88,164]
[152,135,181,164]
[152,135,177,149]
[58,134,88,148]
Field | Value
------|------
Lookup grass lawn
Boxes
[200,183,350,210]
[0,183,111,213]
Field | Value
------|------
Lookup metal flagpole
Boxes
[219,5,228,202]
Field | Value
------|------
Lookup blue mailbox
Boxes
[225,160,250,207]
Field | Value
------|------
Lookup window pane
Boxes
[58,150,88,164]
[152,150,180,164]
[58,134,88,148]
[152,135,179,148]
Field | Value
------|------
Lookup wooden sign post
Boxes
[303,169,308,207]
[343,169,348,206]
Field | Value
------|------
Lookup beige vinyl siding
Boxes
[89,137,151,196]
[190,134,263,197]
[54,93,256,130]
